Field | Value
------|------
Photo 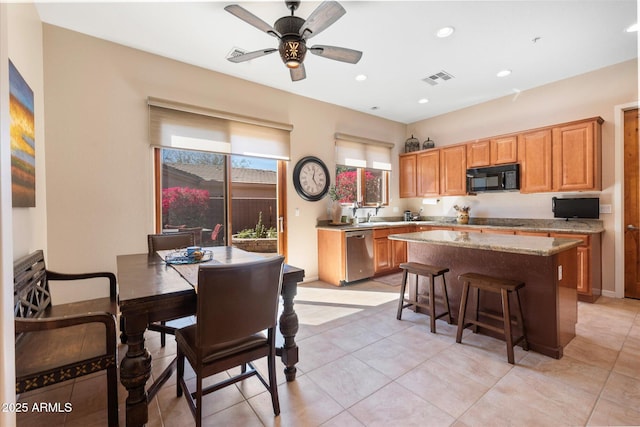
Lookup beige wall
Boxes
[42,24,406,302]
[8,5,47,259]
[1,4,46,422]
[405,59,639,295]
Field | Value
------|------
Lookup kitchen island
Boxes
[388,230,583,359]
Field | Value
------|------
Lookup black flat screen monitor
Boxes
[552,197,599,219]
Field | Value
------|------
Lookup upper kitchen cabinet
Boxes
[490,135,518,165]
[552,118,603,192]
[417,150,440,197]
[440,144,467,196]
[466,136,517,168]
[519,129,553,193]
[466,140,491,167]
[399,152,417,198]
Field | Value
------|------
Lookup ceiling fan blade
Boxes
[224,4,280,38]
[309,45,362,64]
[299,1,346,40]
[227,48,277,63]
[290,64,306,82]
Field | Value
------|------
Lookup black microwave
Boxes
[466,164,520,193]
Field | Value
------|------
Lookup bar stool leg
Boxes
[428,273,436,333]
[501,288,515,364]
[514,289,529,351]
[473,287,480,334]
[396,269,409,320]
[440,274,452,324]
[456,280,470,343]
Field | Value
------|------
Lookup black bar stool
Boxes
[396,262,452,333]
[456,272,528,364]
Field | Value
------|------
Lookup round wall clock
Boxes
[293,156,330,201]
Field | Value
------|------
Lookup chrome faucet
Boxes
[366,212,372,222]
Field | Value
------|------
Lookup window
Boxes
[334,133,393,206]
[335,166,389,206]
[149,98,291,253]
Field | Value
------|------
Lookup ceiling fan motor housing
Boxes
[275,16,307,68]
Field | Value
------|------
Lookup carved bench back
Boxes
[14,250,51,320]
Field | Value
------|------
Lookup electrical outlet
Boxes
[558,265,563,280]
[295,208,299,217]
[599,204,612,214]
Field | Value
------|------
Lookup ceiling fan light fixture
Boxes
[279,38,307,69]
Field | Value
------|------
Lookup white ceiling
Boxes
[35,1,638,124]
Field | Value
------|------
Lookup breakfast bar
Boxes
[389,230,583,359]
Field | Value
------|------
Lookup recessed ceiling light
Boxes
[497,69,512,77]
[626,23,638,32]
[436,26,455,38]
[418,98,429,104]
[355,74,367,81]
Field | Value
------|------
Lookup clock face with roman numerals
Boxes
[293,156,330,201]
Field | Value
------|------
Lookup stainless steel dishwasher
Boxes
[344,230,374,283]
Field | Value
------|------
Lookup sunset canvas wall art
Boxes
[9,60,35,207]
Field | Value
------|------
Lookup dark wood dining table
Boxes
[117,247,305,427]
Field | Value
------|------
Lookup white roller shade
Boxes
[230,121,290,160]
[149,106,231,153]
[335,133,393,170]
[148,97,292,159]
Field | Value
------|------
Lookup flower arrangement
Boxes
[453,204,471,224]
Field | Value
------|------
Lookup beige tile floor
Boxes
[17,277,640,426]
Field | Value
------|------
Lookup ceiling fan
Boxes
[225,0,363,81]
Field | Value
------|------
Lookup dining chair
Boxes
[147,232,196,346]
[176,256,285,425]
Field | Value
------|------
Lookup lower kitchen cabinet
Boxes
[317,229,346,286]
[373,227,412,275]
[549,232,601,302]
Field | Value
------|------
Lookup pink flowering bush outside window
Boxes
[162,187,210,227]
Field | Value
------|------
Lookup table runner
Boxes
[156,250,221,289]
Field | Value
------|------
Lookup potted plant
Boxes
[328,185,347,224]
[453,204,471,224]
[231,212,277,253]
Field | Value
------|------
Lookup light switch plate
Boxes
[599,204,612,214]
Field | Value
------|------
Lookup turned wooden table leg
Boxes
[278,273,301,381]
[119,313,151,427]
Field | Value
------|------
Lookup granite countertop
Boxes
[388,230,583,256]
[316,217,604,234]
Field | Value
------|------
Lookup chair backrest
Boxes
[195,256,285,349]
[148,232,195,254]
[180,227,203,245]
[14,250,51,319]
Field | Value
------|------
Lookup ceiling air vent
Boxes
[226,47,247,60]
[422,70,455,86]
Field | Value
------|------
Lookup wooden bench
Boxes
[14,250,119,426]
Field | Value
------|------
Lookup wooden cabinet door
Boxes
[391,240,407,268]
[467,140,491,168]
[550,233,591,296]
[552,120,600,191]
[417,150,440,196]
[374,237,391,273]
[576,246,591,294]
[490,135,518,165]
[440,145,467,195]
[518,129,552,193]
[399,154,417,198]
